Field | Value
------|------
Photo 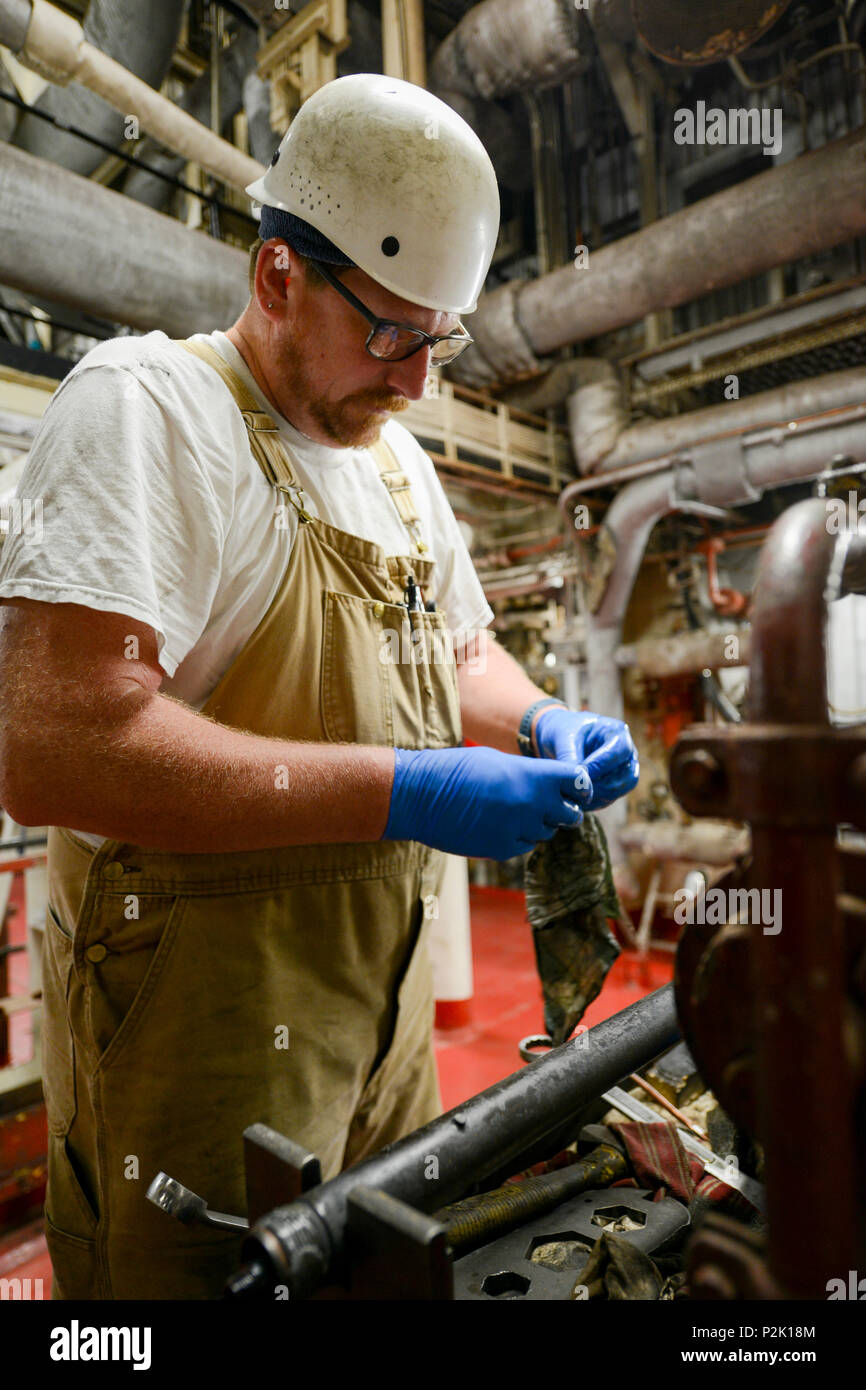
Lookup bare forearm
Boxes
[457,635,553,755]
[8,687,395,852]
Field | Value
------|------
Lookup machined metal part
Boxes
[518,1033,555,1064]
[226,984,679,1299]
[670,498,865,1296]
[244,1124,321,1226]
[453,1188,690,1301]
[346,1187,453,1301]
[146,1172,248,1232]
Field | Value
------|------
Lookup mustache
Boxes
[356,393,410,413]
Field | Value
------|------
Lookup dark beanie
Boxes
[258,205,356,267]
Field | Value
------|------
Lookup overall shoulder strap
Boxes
[368,434,429,556]
[177,339,312,519]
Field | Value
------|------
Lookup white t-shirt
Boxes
[0,329,493,842]
[0,328,492,691]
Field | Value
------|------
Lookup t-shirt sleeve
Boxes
[0,363,226,679]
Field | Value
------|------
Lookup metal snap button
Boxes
[103,862,125,880]
[373,601,385,618]
[85,943,107,963]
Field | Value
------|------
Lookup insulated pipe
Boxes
[560,367,866,512]
[585,366,866,482]
[9,0,185,179]
[428,0,577,192]
[0,142,249,334]
[583,405,866,642]
[452,126,866,388]
[228,984,679,1299]
[618,820,750,864]
[3,0,264,193]
[430,0,582,99]
[122,25,262,210]
[578,400,866,881]
[617,627,753,678]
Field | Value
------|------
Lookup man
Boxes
[0,74,638,1299]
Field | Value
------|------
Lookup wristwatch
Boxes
[516,697,567,757]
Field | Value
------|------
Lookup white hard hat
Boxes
[245,74,500,315]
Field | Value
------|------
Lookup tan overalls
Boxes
[41,340,462,1299]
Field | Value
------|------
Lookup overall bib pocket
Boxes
[321,589,396,744]
[322,590,462,749]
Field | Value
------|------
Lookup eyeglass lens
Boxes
[367,325,469,364]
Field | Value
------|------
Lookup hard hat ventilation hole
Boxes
[382,236,400,257]
[270,149,280,166]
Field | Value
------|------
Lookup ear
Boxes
[256,239,303,313]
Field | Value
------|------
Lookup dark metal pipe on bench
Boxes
[229,983,679,1299]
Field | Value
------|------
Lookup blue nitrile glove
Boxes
[383,745,594,861]
[534,707,639,811]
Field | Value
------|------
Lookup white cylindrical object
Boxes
[428,853,474,1027]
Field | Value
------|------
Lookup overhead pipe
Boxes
[579,381,866,884]
[122,25,264,210]
[618,820,750,864]
[429,0,583,193]
[427,0,634,199]
[430,0,584,97]
[0,142,249,335]
[584,395,866,651]
[616,626,753,678]
[8,0,184,178]
[565,365,866,484]
[451,126,866,389]
[1,0,264,194]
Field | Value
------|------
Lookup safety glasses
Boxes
[310,259,474,364]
